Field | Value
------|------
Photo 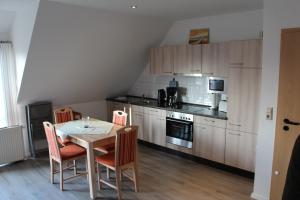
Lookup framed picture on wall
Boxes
[188,28,209,45]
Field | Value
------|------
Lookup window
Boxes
[0,42,19,128]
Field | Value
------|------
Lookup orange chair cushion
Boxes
[57,136,72,146]
[60,144,86,160]
[95,152,115,167]
[94,143,115,154]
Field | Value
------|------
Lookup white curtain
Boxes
[0,43,19,127]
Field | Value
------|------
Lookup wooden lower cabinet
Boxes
[193,124,226,163]
[132,111,144,140]
[143,113,166,147]
[225,129,257,172]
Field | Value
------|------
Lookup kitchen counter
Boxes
[107,96,227,120]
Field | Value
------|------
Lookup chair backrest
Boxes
[54,107,74,123]
[115,126,138,167]
[43,121,61,161]
[112,110,128,126]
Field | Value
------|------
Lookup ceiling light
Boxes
[131,5,137,9]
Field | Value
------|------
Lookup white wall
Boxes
[0,32,11,40]
[8,0,40,157]
[252,1,300,200]
[0,9,15,41]
[129,9,263,105]
[11,0,39,88]
[162,9,263,45]
[129,65,214,105]
[57,100,107,121]
[18,0,171,106]
[16,0,170,156]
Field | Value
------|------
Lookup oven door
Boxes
[166,118,193,148]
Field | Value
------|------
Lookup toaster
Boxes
[218,100,227,113]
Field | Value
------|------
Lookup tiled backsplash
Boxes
[128,65,214,106]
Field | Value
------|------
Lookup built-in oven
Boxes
[166,111,193,149]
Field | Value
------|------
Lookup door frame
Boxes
[270,27,300,199]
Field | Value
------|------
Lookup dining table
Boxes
[55,119,123,199]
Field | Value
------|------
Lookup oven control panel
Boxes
[166,111,193,122]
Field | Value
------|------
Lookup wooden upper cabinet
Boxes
[173,45,202,74]
[190,45,202,73]
[243,39,262,68]
[218,42,230,77]
[150,47,163,74]
[150,46,174,75]
[161,46,174,74]
[228,40,244,66]
[150,39,261,75]
[228,39,262,68]
[173,45,193,74]
[201,42,229,77]
[201,43,218,76]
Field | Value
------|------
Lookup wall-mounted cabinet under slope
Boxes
[149,39,262,77]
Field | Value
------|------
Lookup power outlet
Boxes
[266,107,273,120]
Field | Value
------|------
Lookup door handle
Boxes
[283,118,300,125]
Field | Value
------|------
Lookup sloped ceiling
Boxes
[17,0,171,105]
[0,9,15,36]
[49,0,263,20]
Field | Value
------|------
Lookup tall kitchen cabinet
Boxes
[143,107,166,147]
[225,39,262,172]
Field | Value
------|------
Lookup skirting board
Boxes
[251,192,269,200]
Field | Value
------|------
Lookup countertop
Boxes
[107,96,227,120]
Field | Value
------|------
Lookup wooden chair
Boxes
[54,107,74,124]
[53,107,83,146]
[95,126,139,200]
[95,110,128,153]
[43,121,87,191]
[94,110,128,178]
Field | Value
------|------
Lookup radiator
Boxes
[0,126,25,165]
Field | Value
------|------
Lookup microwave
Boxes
[207,77,227,94]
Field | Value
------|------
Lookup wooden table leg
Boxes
[87,143,96,199]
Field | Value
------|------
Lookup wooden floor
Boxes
[0,145,254,200]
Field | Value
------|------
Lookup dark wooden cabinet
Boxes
[26,102,53,157]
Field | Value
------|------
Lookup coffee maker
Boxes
[166,87,178,108]
[157,89,166,106]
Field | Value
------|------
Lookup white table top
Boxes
[56,119,114,141]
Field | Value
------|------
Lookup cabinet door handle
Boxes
[202,73,214,75]
[227,132,241,136]
[230,62,243,65]
[229,123,241,126]
[204,119,215,123]
[191,69,201,72]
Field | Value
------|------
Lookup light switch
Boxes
[266,107,273,120]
